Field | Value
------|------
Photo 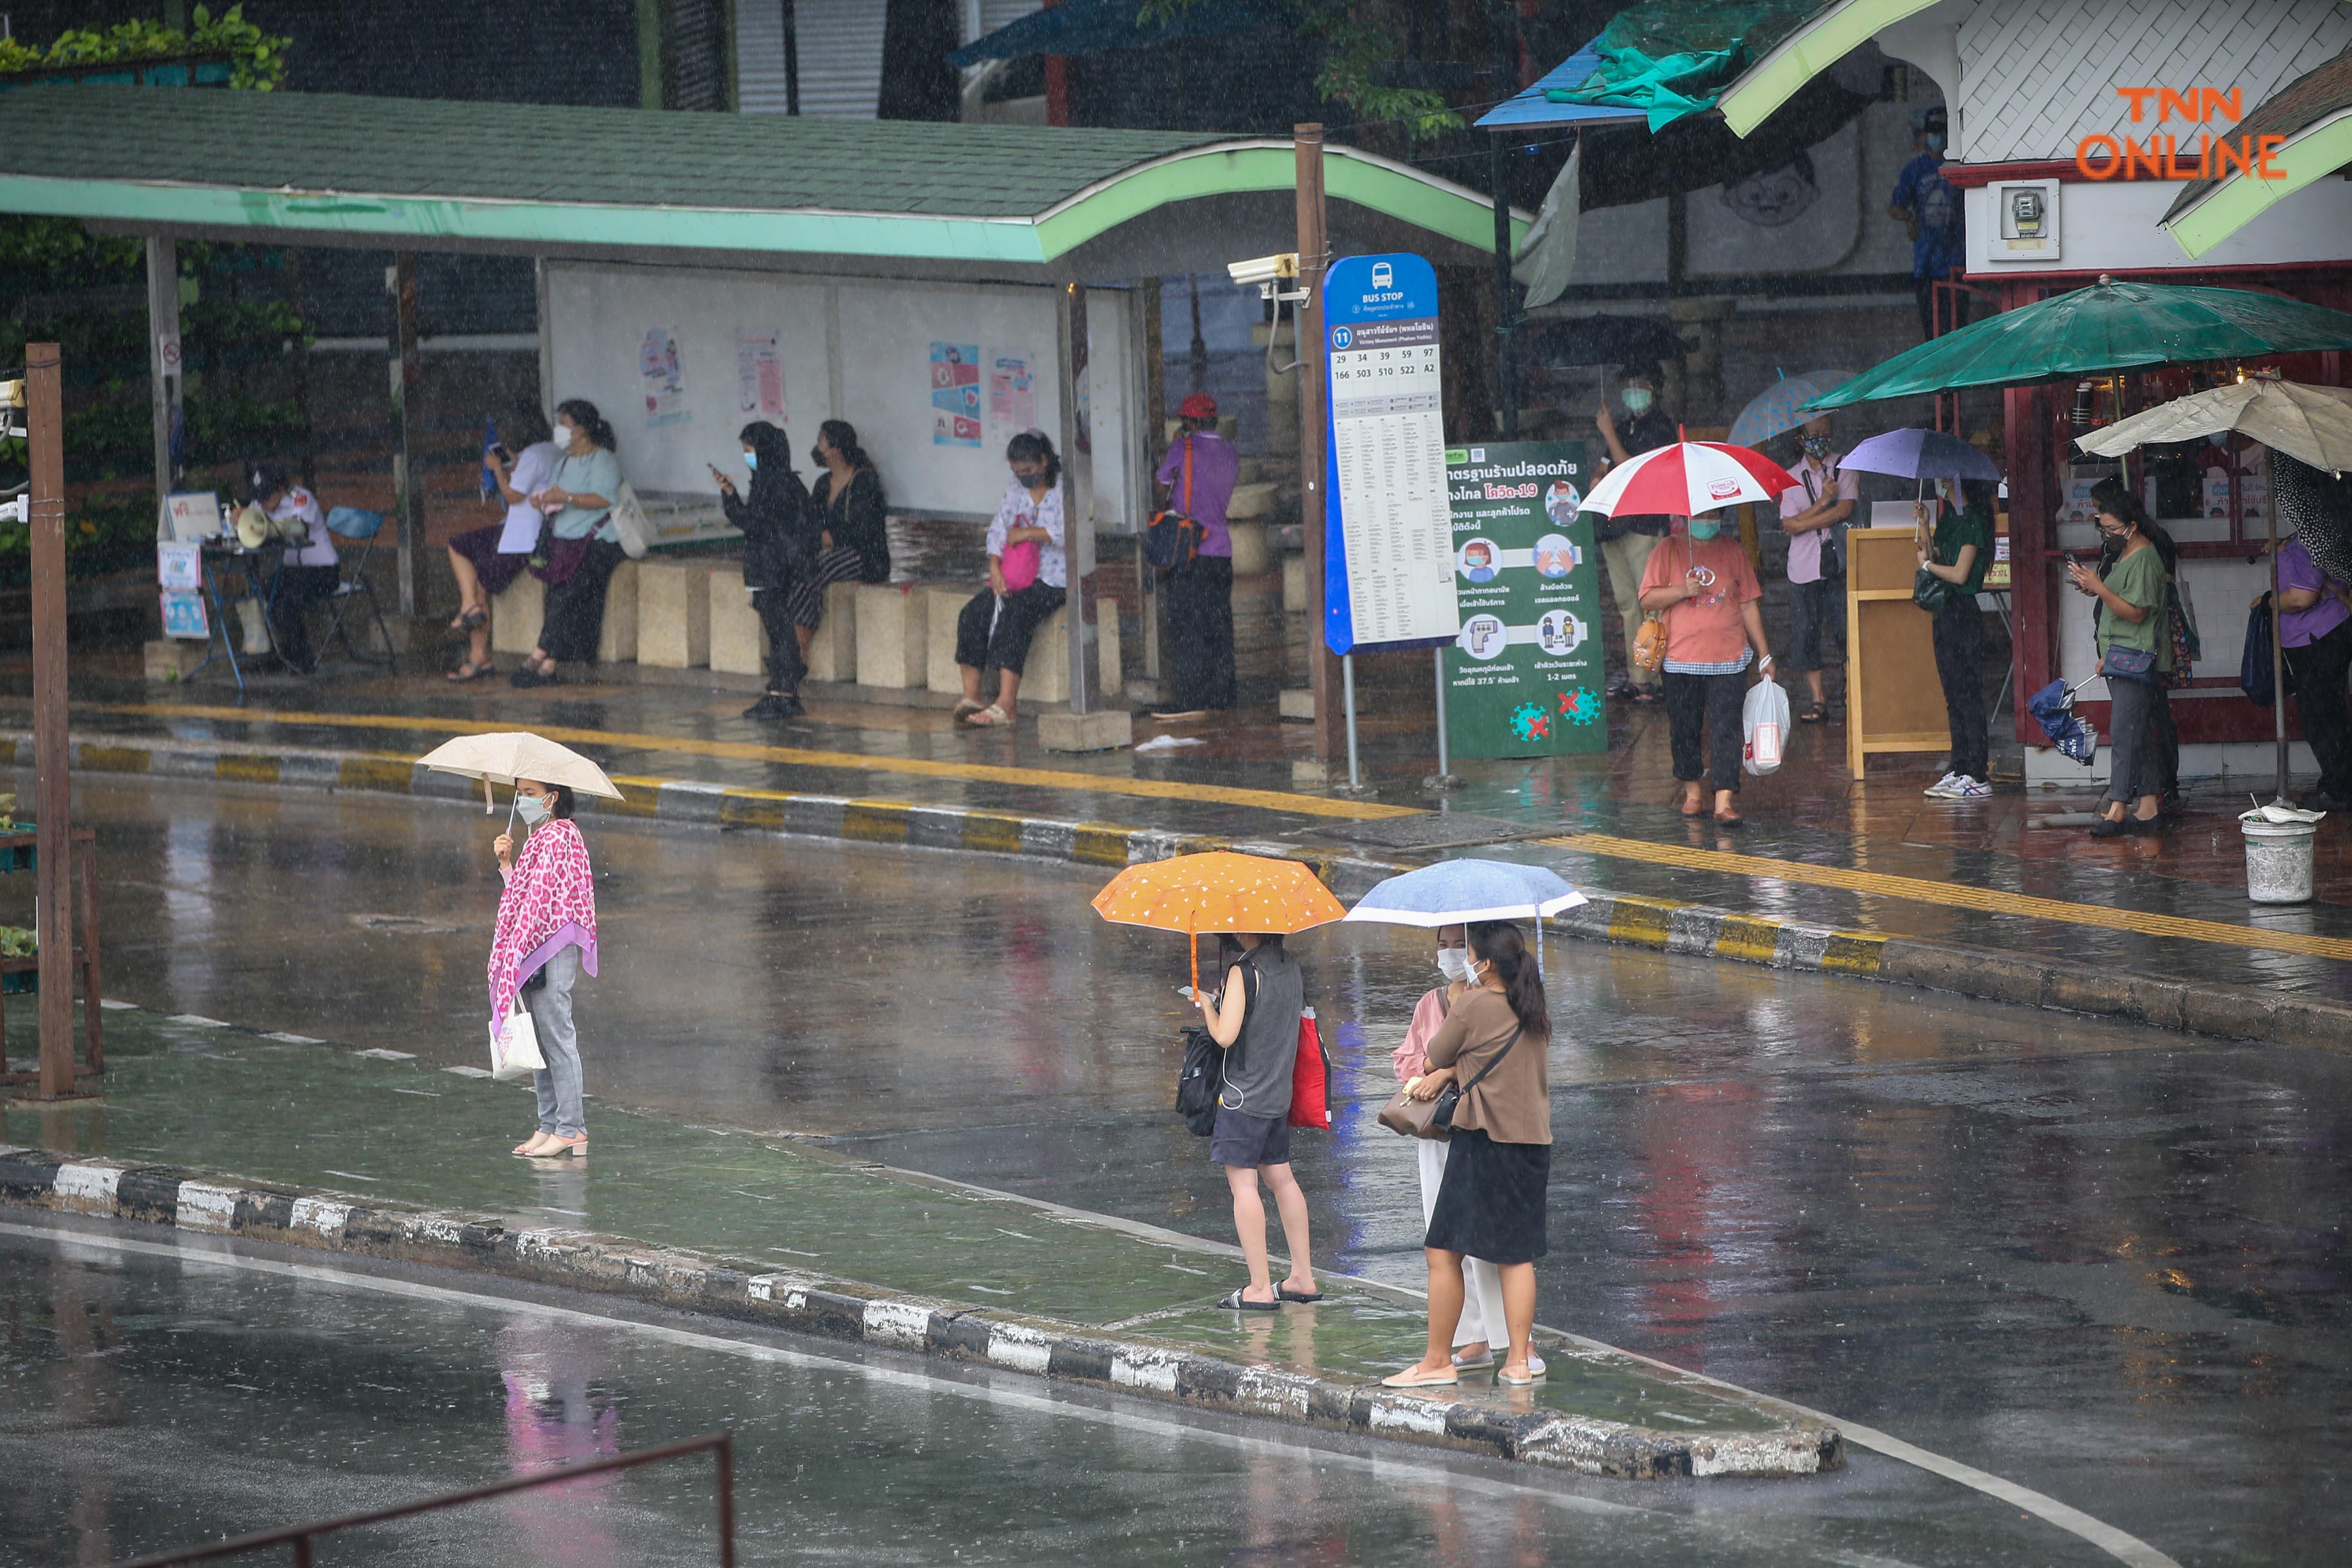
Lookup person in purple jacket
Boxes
[1151,393,1240,721]
[2275,532,2352,810]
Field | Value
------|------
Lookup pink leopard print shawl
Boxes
[487,816,599,1032]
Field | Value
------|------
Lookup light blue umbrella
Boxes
[1345,859,1586,928]
[1728,369,1855,448]
[1346,859,1585,978]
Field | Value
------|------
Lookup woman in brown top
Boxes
[1382,921,1552,1389]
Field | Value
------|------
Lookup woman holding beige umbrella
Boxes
[416,733,623,1159]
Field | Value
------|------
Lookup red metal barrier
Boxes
[109,1431,735,1568]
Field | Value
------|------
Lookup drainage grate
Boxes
[1317,813,1554,853]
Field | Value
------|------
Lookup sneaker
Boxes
[1944,775,1992,799]
[1922,772,1960,798]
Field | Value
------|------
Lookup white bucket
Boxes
[2242,818,2318,904]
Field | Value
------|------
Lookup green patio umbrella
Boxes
[1805,277,2352,412]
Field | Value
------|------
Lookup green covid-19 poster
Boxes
[1441,441,1607,760]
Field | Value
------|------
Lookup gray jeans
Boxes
[526,944,585,1137]
[2104,674,2162,806]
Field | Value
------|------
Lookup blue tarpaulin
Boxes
[948,0,1281,69]
[1475,44,1649,131]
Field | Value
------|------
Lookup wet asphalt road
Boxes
[21,774,2352,1565]
[0,1222,2108,1567]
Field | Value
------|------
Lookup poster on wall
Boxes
[1441,441,1607,760]
[930,342,982,446]
[640,327,689,427]
[1320,253,1460,653]
[734,329,785,420]
[987,351,1035,437]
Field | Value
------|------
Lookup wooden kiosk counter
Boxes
[1842,523,1950,779]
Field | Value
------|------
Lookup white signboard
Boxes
[1320,253,1460,653]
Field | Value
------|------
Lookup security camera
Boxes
[1226,253,1298,289]
[0,496,26,525]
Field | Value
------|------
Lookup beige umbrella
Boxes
[2076,375,2352,804]
[416,731,624,814]
[2075,375,2352,472]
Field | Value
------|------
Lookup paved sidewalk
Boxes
[1,1003,1832,1477]
[11,654,2352,1013]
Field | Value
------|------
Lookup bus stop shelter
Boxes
[0,84,1524,730]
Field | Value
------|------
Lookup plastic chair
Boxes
[319,506,397,672]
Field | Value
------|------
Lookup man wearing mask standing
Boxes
[1593,363,1678,705]
[1890,105,1965,340]
[1776,416,1856,725]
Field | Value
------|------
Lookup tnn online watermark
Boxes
[2075,88,2287,181]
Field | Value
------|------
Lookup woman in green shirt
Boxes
[2065,491,2170,837]
[1914,478,1995,800]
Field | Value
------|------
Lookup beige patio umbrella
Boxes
[415,731,625,814]
[2075,376,2352,473]
[2076,376,2352,803]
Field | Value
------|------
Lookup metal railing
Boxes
[109,1431,735,1568]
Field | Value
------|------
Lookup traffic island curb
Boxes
[0,1142,1840,1480]
[16,727,2352,1056]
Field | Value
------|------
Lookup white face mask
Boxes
[1437,949,1469,982]
[515,794,550,826]
[555,423,578,449]
[1462,956,1487,986]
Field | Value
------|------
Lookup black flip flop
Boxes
[1218,1286,1282,1312]
[1277,1283,1324,1303]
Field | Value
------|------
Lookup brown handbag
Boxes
[1377,1024,1523,1141]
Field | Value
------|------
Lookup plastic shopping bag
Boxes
[1742,670,1789,776]
[491,1002,546,1082]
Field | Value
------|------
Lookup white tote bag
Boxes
[609,479,653,561]
[1742,668,1790,776]
[490,1001,546,1082]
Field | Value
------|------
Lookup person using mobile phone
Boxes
[446,408,560,681]
[720,422,814,720]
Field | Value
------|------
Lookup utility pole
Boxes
[1294,122,1344,765]
[25,343,74,1099]
[389,252,421,618]
[781,0,800,114]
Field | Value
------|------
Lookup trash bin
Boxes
[2241,816,2319,904]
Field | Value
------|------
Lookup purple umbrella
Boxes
[1839,427,2003,483]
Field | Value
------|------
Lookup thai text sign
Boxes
[1441,442,1607,760]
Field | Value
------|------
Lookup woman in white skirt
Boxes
[1389,925,1543,1377]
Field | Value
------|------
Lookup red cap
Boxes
[1177,393,1218,419]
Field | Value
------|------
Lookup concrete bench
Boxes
[918,586,1119,704]
[711,578,858,681]
[637,561,715,668]
[854,583,928,689]
[487,561,636,664]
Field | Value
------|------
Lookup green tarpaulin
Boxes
[1543,0,1825,131]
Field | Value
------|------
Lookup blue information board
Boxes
[1320,253,1462,656]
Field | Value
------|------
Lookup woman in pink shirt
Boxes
[1639,515,1773,827]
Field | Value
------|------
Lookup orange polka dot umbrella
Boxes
[1092,851,1347,993]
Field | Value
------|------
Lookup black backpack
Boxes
[1174,1026,1224,1136]
[1173,962,1255,1135]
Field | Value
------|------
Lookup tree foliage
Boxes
[1138,0,1463,138]
[0,5,289,91]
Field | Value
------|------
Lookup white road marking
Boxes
[0,1220,1640,1520]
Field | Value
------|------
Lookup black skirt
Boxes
[1424,1126,1550,1264]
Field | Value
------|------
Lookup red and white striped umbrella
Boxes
[1578,438,1799,519]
